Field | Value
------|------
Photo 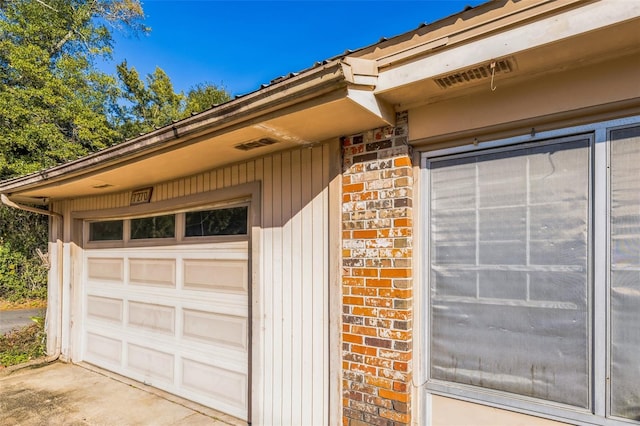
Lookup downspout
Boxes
[1,194,64,363]
[0,194,62,219]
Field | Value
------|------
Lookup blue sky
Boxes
[100,1,486,96]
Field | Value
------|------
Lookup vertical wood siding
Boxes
[61,144,332,425]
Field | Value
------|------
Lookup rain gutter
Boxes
[1,194,61,218]
[0,60,348,197]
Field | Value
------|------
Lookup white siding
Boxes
[61,143,333,425]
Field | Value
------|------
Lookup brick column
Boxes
[341,112,413,426]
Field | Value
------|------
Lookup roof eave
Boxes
[0,60,348,197]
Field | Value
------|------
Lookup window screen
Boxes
[428,138,590,408]
[610,125,640,420]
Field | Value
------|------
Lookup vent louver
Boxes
[234,138,278,151]
[434,58,515,89]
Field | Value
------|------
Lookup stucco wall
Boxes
[409,53,640,145]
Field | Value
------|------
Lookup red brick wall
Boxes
[341,112,414,426]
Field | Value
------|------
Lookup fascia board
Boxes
[375,0,640,93]
[0,61,347,195]
[347,89,395,126]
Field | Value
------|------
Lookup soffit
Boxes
[2,91,389,202]
[374,3,640,109]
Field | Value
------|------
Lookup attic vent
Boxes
[234,138,278,151]
[434,58,515,89]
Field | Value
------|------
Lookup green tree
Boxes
[116,63,230,139]
[0,0,231,302]
[116,62,184,137]
[0,0,148,179]
[185,82,230,116]
[0,205,48,301]
[0,0,147,302]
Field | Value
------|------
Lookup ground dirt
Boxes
[0,299,46,311]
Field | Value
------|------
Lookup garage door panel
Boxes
[129,258,176,287]
[180,295,247,315]
[86,296,123,323]
[117,293,247,317]
[85,312,248,358]
[183,259,247,293]
[127,343,175,383]
[84,284,127,298]
[87,257,124,282]
[117,332,248,372]
[86,332,122,367]
[128,302,175,334]
[124,241,247,258]
[181,358,247,410]
[183,309,247,350]
[82,241,249,420]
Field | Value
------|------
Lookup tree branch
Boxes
[34,0,58,12]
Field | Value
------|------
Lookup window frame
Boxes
[418,115,640,426]
[183,206,249,239]
[84,203,250,248]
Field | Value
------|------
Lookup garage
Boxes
[3,143,336,424]
[79,205,250,421]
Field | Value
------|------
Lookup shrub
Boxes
[0,243,47,302]
[0,206,48,257]
[0,316,46,367]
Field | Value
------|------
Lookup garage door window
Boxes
[131,214,175,239]
[423,120,640,424]
[89,220,123,241]
[185,206,248,237]
[87,204,248,246]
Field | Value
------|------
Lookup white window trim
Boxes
[416,114,640,426]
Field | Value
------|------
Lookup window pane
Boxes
[131,214,175,240]
[610,126,640,420]
[185,207,248,237]
[429,139,590,408]
[89,220,123,241]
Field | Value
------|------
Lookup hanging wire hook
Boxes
[490,61,497,91]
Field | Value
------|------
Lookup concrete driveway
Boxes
[0,361,245,426]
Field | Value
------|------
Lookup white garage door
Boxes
[81,240,249,420]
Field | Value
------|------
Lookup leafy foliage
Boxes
[0,242,48,301]
[116,63,230,139]
[116,62,184,137]
[0,206,48,302]
[0,0,231,305]
[0,206,48,256]
[185,82,231,116]
[0,316,46,367]
[0,0,138,303]
[0,0,148,179]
